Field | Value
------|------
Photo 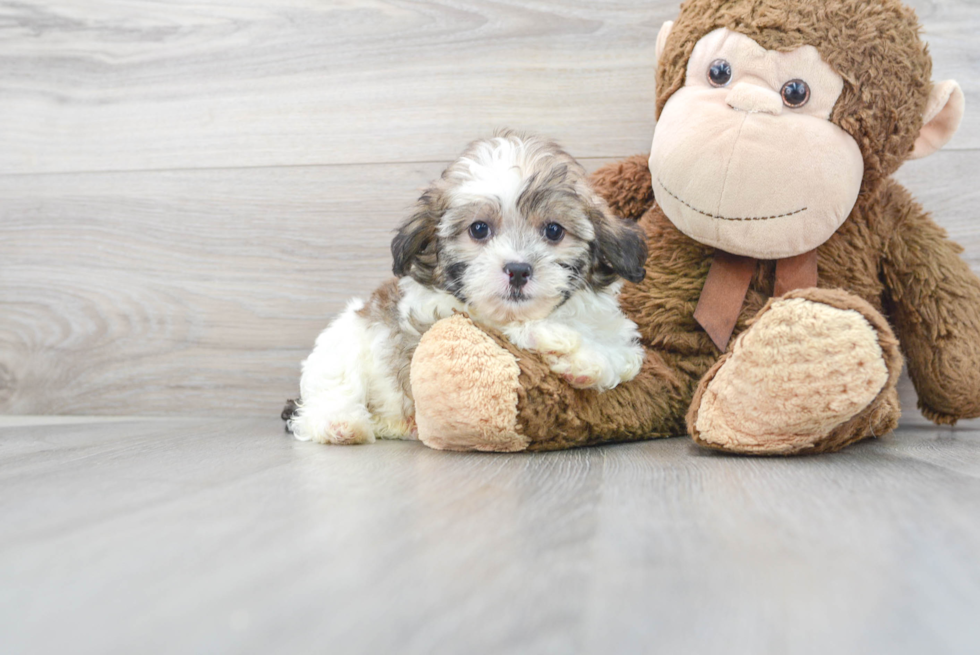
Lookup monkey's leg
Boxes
[410,314,704,452]
[687,289,903,455]
[589,155,655,221]
[880,184,980,424]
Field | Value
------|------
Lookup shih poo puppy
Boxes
[284,131,648,444]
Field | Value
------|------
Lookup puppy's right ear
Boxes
[596,216,648,284]
[392,186,445,283]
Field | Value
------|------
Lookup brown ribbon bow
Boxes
[693,249,819,352]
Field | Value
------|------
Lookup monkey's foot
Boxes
[411,314,529,452]
[688,289,903,455]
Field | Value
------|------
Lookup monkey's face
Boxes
[649,28,864,260]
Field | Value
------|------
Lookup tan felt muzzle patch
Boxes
[649,29,864,260]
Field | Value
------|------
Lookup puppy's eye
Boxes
[544,222,565,242]
[708,59,732,87]
[781,79,810,107]
[468,221,490,240]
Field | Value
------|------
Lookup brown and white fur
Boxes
[286,132,648,444]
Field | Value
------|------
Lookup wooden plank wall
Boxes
[1,0,978,417]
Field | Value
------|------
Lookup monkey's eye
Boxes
[707,59,732,87]
[544,222,565,242]
[469,221,491,240]
[781,79,810,107]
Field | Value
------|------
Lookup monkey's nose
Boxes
[504,262,533,289]
[726,82,783,115]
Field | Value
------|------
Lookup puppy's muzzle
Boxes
[504,262,533,290]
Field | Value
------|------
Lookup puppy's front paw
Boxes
[290,405,375,445]
[562,371,601,389]
[317,419,374,445]
[504,321,582,356]
[546,350,607,390]
[548,342,643,391]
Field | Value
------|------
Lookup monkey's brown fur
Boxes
[412,0,980,454]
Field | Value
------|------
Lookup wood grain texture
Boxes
[0,0,666,174]
[1,0,979,418]
[0,0,975,176]
[2,151,979,417]
[1,417,978,654]
[0,161,442,415]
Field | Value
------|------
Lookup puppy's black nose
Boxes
[504,262,532,289]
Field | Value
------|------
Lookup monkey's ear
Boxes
[656,21,674,62]
[910,80,965,160]
[391,187,444,279]
[594,210,649,284]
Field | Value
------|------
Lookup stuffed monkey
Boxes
[409,0,977,455]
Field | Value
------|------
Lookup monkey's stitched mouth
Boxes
[656,176,807,222]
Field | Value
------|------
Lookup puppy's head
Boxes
[393,131,647,323]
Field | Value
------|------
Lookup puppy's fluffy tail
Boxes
[281,398,300,433]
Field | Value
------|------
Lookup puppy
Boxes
[285,131,648,444]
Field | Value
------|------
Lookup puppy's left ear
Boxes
[392,186,445,283]
[593,207,648,283]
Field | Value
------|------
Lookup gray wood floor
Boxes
[3,2,980,652]
[1,417,979,655]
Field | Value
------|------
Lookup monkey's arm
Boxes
[589,154,655,221]
[410,312,709,451]
[880,182,980,424]
[504,335,706,451]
